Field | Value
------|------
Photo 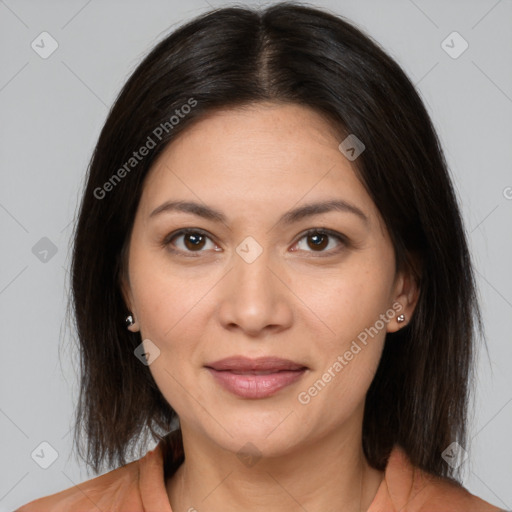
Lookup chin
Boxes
[218,430,300,462]
[200,410,308,459]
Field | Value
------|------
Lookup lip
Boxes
[206,356,306,372]
[205,356,308,399]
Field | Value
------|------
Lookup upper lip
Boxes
[205,356,307,372]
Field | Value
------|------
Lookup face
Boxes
[122,102,417,458]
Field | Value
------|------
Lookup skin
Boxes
[121,102,419,512]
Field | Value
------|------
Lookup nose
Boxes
[216,244,294,338]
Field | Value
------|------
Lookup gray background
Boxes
[1,0,511,510]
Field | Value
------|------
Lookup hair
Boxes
[69,1,480,482]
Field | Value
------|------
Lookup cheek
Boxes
[131,269,203,415]
[293,257,394,415]
[127,247,212,389]
[297,257,395,345]
[296,318,386,433]
[128,246,208,342]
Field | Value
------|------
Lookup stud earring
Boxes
[397,314,405,323]
[125,314,135,329]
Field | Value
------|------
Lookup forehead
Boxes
[138,102,380,226]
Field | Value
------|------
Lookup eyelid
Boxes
[162,227,348,256]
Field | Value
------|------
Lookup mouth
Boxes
[204,356,308,399]
[217,369,297,375]
[205,355,306,372]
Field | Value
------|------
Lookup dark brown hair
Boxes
[69,1,480,481]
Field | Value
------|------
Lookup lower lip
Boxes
[206,368,307,398]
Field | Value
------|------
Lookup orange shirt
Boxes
[15,438,504,512]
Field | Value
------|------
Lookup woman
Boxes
[15,3,506,511]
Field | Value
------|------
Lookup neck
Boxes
[166,418,384,512]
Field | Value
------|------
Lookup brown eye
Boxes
[183,232,206,251]
[306,232,329,251]
[294,229,346,254]
[164,229,218,255]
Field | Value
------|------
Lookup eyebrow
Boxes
[149,199,369,226]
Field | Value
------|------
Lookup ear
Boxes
[387,267,420,333]
[119,271,140,333]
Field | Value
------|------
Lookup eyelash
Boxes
[161,228,348,258]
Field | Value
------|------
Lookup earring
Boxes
[397,314,405,323]
[125,314,135,329]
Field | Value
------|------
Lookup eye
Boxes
[292,228,347,255]
[162,228,348,257]
[163,229,220,256]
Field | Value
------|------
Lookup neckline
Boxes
[139,433,413,512]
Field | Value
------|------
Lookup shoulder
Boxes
[14,431,183,512]
[14,457,142,512]
[378,445,505,512]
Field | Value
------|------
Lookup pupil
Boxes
[185,233,204,250]
[309,233,327,250]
